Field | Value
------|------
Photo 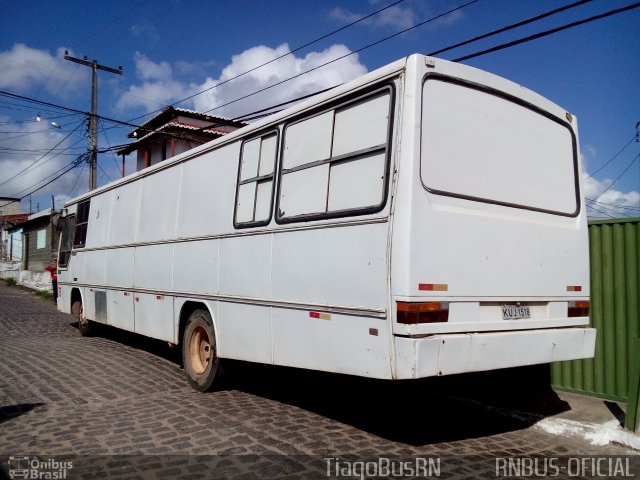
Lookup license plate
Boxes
[502,305,530,320]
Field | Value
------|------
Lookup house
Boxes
[0,197,28,262]
[0,196,21,216]
[19,209,60,272]
[116,107,247,173]
[1,213,29,262]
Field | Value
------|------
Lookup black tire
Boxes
[73,299,92,337]
[182,309,221,392]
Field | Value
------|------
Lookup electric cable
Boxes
[201,0,479,115]
[592,153,640,199]
[583,136,636,179]
[147,0,410,118]
[428,0,593,56]
[452,2,640,62]
[586,204,616,218]
[585,198,640,211]
[0,122,84,188]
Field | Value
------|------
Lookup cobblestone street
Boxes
[1,282,637,479]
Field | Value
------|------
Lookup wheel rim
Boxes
[73,302,85,326]
[189,325,211,375]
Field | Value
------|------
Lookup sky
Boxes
[0,0,638,219]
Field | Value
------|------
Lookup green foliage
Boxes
[35,290,54,301]
[3,278,17,286]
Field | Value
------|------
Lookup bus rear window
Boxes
[420,77,578,216]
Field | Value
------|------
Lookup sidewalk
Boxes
[536,391,640,451]
[424,368,640,453]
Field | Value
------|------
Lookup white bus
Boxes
[56,54,595,391]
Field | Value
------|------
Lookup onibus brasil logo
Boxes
[8,456,73,479]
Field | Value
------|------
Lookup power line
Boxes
[586,204,616,219]
[0,122,84,189]
[98,118,124,174]
[586,198,640,211]
[584,135,636,179]
[0,154,87,208]
[201,0,479,116]
[428,0,593,56]
[592,153,640,199]
[452,2,640,62]
[148,0,410,118]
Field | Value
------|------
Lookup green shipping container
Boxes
[551,217,640,431]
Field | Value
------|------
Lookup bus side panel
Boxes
[105,248,134,331]
[80,250,106,323]
[270,222,391,377]
[176,144,240,238]
[84,191,112,249]
[216,303,272,363]
[271,223,388,309]
[137,166,181,243]
[108,182,140,246]
[218,235,271,300]
[133,244,174,340]
[173,239,219,295]
[135,293,174,342]
[272,308,392,378]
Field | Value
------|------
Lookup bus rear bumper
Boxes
[393,327,596,379]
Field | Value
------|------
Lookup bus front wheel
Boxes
[73,300,92,337]
[182,309,220,392]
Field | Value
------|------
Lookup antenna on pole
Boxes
[64,51,123,191]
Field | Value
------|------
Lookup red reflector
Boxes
[568,301,590,317]
[309,312,320,319]
[567,285,583,292]
[397,302,449,324]
[418,283,448,291]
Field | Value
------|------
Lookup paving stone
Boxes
[1,282,637,479]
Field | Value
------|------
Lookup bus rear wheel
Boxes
[73,299,92,337]
[182,309,220,392]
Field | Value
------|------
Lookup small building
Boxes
[1,213,29,261]
[19,209,60,272]
[0,196,21,216]
[116,107,247,173]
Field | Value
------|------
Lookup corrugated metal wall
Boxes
[551,218,639,410]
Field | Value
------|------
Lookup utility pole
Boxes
[64,52,122,191]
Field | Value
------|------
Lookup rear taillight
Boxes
[397,302,449,324]
[568,301,590,317]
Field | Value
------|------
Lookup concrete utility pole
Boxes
[64,52,122,191]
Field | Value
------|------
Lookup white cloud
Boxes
[116,53,193,112]
[581,145,640,218]
[0,117,85,204]
[116,44,368,118]
[0,44,88,97]
[329,5,417,29]
[328,3,466,31]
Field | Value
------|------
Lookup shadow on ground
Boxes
[73,321,571,446]
[0,403,45,424]
[224,362,571,446]
[69,321,181,364]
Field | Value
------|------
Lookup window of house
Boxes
[277,87,393,222]
[234,131,278,227]
[36,229,46,249]
[73,199,90,248]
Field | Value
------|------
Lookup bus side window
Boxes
[58,215,76,268]
[278,87,392,222]
[73,199,91,248]
[234,131,278,228]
